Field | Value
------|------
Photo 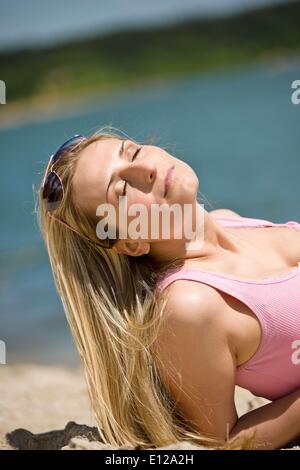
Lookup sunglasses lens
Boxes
[52,134,85,165]
[42,134,86,212]
[42,171,64,212]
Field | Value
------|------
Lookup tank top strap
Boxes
[211,215,275,228]
[155,216,300,294]
[212,215,300,230]
[155,264,273,339]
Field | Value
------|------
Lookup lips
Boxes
[164,166,174,198]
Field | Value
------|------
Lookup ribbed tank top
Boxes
[156,215,300,400]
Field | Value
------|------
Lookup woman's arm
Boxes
[229,388,300,450]
[154,280,300,450]
[153,280,239,442]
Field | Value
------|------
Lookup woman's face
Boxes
[72,138,199,248]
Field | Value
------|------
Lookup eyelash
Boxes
[122,145,142,196]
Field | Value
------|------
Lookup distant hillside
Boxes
[0,0,300,107]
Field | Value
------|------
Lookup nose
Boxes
[118,159,157,191]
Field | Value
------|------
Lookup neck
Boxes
[149,207,244,269]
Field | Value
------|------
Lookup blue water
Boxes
[0,59,299,365]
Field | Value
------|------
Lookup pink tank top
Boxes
[156,215,300,401]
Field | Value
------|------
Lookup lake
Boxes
[0,58,299,365]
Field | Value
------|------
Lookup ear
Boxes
[112,239,150,257]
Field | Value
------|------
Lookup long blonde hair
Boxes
[36,125,255,450]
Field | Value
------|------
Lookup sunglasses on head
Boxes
[42,134,115,249]
[42,134,100,245]
[42,134,86,212]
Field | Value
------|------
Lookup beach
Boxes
[0,364,299,450]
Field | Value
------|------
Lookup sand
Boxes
[0,364,299,450]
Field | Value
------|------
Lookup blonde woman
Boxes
[38,126,300,450]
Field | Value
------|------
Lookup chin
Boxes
[174,170,199,206]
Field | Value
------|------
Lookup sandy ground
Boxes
[0,364,299,450]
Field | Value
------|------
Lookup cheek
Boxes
[127,190,154,209]
[119,191,155,240]
[126,192,153,223]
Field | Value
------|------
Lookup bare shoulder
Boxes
[158,280,236,351]
[160,279,228,326]
[210,208,242,219]
[153,280,238,441]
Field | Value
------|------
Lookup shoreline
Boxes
[0,77,169,131]
[1,53,300,132]
[0,89,111,132]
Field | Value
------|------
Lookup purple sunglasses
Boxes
[42,134,103,245]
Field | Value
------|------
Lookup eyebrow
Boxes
[105,139,125,204]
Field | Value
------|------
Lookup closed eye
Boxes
[122,146,142,196]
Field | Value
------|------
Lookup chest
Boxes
[186,225,300,367]
[200,225,300,281]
